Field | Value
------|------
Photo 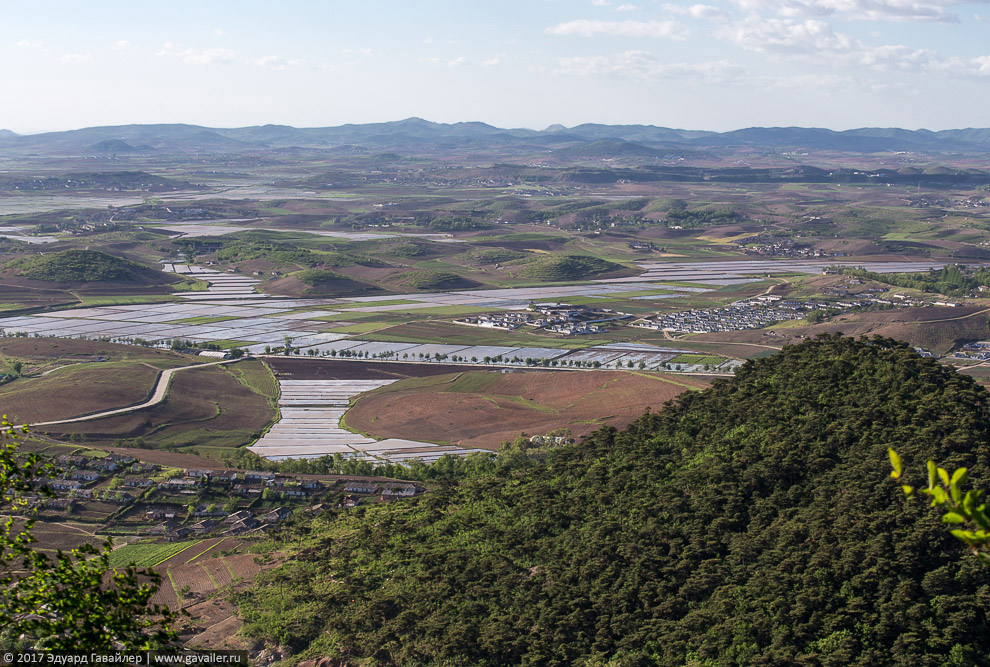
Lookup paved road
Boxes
[8,357,246,429]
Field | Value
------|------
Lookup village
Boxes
[455,302,632,336]
[633,288,938,334]
[18,450,422,543]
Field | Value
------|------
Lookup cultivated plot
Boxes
[248,378,488,462]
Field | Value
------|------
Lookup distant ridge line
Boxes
[2,118,989,155]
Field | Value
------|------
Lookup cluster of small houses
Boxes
[148,506,294,541]
[910,196,988,209]
[633,285,955,334]
[735,234,836,259]
[951,341,990,360]
[30,453,148,507]
[457,303,631,336]
[25,454,422,540]
[633,295,812,333]
[144,480,417,540]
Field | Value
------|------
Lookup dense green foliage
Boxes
[237,336,990,665]
[890,450,990,566]
[294,268,352,286]
[378,242,430,258]
[839,265,990,297]
[425,215,491,231]
[215,240,359,269]
[519,254,622,281]
[10,249,143,282]
[216,240,320,267]
[393,270,465,290]
[471,247,529,263]
[660,199,746,228]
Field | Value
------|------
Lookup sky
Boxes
[2,0,989,134]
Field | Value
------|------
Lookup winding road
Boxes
[4,357,246,430]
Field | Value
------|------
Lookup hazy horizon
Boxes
[3,117,988,137]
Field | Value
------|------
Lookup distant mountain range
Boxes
[2,118,989,155]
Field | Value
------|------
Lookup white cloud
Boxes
[974,55,990,74]
[616,4,640,10]
[113,40,133,50]
[422,55,469,67]
[547,19,688,39]
[214,28,225,35]
[60,52,92,64]
[341,47,373,55]
[718,16,990,76]
[554,50,744,80]
[156,42,237,65]
[662,4,730,20]
[15,40,43,48]
[481,57,502,67]
[728,0,982,22]
[253,55,308,70]
[592,0,612,5]
[718,17,855,54]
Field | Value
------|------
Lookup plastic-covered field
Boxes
[249,377,488,463]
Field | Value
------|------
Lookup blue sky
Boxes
[2,0,989,133]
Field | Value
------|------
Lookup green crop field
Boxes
[669,354,725,366]
[77,295,179,306]
[229,359,278,400]
[334,299,420,309]
[208,339,255,349]
[327,321,396,334]
[108,540,203,568]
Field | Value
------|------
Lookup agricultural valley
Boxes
[3,120,990,662]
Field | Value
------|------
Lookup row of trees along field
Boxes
[839,264,990,296]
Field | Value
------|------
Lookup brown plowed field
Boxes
[185,537,240,564]
[184,613,247,651]
[150,541,264,616]
[156,537,227,569]
[345,369,709,449]
[267,357,491,381]
[198,558,233,589]
[170,562,217,598]
[25,521,104,553]
[0,362,160,423]
[0,337,188,363]
[220,554,262,581]
[39,364,275,449]
[150,577,179,610]
[100,446,224,468]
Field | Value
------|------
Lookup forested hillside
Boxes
[9,249,145,282]
[238,335,990,666]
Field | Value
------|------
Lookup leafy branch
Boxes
[889,448,990,566]
[0,416,177,649]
